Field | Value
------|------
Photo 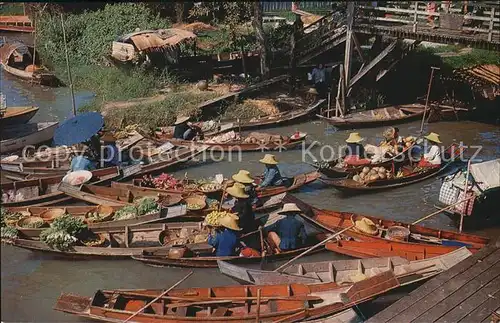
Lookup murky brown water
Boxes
[2,59,500,321]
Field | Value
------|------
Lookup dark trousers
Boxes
[314,81,327,99]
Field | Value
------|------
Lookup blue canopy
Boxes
[53,112,104,146]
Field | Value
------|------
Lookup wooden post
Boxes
[240,42,247,81]
[413,1,419,32]
[419,66,440,134]
[61,13,77,117]
[255,289,262,322]
[343,2,355,95]
[351,33,365,64]
[459,159,473,232]
[31,14,36,86]
[340,64,346,117]
[488,8,495,42]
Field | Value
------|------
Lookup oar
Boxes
[273,225,355,273]
[411,197,475,225]
[122,271,193,323]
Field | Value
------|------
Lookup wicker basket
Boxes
[184,195,207,211]
[39,208,66,222]
[387,226,410,241]
[85,205,114,223]
[16,216,45,228]
[157,194,183,207]
[81,233,107,247]
[197,183,222,194]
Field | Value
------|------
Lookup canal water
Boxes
[2,68,500,321]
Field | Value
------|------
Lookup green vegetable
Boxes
[40,215,87,250]
[135,198,159,216]
[51,215,87,236]
[113,206,138,220]
[1,227,18,239]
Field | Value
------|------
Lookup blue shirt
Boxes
[70,156,96,172]
[259,166,284,188]
[344,143,366,158]
[103,144,121,166]
[208,229,239,257]
[267,214,307,250]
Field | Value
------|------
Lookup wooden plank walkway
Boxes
[367,240,500,323]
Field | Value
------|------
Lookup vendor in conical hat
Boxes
[257,154,287,189]
[207,214,241,257]
[226,183,257,234]
[232,170,261,207]
[418,132,442,168]
[343,133,371,167]
[172,115,202,140]
[265,203,307,253]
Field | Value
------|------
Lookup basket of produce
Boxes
[156,194,183,207]
[198,183,222,193]
[16,216,46,229]
[167,246,191,259]
[62,170,93,186]
[85,205,114,223]
[39,208,66,222]
[135,197,161,216]
[184,196,207,211]
[204,210,238,227]
[2,211,26,227]
[80,232,107,247]
[387,226,410,241]
[113,205,138,221]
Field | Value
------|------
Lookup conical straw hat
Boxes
[226,182,249,198]
[354,217,378,235]
[345,132,365,143]
[232,170,254,184]
[174,115,191,125]
[424,132,442,144]
[259,154,279,165]
[278,203,302,214]
[219,215,242,231]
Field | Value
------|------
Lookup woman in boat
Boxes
[265,203,307,253]
[172,115,202,140]
[101,133,121,168]
[418,132,442,168]
[207,215,242,257]
[343,133,371,166]
[227,183,258,234]
[232,170,261,207]
[381,127,405,156]
[257,154,287,189]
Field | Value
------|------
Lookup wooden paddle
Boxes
[122,271,193,323]
[273,225,355,273]
[412,196,475,225]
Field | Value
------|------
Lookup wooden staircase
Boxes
[376,40,422,82]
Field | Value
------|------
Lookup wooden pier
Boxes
[367,239,500,323]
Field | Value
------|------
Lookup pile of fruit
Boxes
[204,131,239,144]
[145,174,181,190]
[204,211,238,227]
[198,183,222,192]
[352,166,394,184]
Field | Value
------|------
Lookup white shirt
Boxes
[424,145,442,165]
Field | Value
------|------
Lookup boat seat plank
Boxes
[366,245,499,323]
[384,249,500,323]
[414,263,500,322]
[438,276,500,322]
[212,307,228,317]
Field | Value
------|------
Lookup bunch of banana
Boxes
[204,211,237,226]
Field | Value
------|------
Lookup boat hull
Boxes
[0,106,39,126]
[1,122,58,154]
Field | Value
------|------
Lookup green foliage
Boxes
[37,3,171,67]
[441,49,500,69]
[136,198,159,216]
[40,214,86,250]
[1,227,19,240]
[0,4,24,15]
[113,206,138,220]
[50,215,87,236]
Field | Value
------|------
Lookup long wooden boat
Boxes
[57,182,184,207]
[6,204,191,239]
[157,133,307,152]
[0,16,34,33]
[284,194,489,250]
[54,270,401,322]
[0,42,58,85]
[0,167,121,207]
[0,122,58,154]
[1,159,71,178]
[2,222,210,259]
[0,106,39,126]
[317,104,425,129]
[218,247,472,285]
[118,170,321,199]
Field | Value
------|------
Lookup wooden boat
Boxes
[54,270,401,322]
[2,221,210,259]
[284,194,489,250]
[317,104,425,129]
[0,167,121,207]
[1,159,71,178]
[0,42,58,85]
[0,106,39,126]
[324,240,473,261]
[0,122,58,154]
[217,247,472,285]
[57,182,185,207]
[6,204,190,239]
[321,162,456,194]
[157,133,307,152]
[0,15,34,33]
[120,171,321,199]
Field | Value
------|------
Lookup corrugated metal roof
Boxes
[120,28,196,52]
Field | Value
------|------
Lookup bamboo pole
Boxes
[122,271,193,323]
[412,196,475,225]
[60,13,77,117]
[273,225,355,273]
[31,14,36,86]
[459,159,473,232]
[255,289,262,323]
[419,66,440,133]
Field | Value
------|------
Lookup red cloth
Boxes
[417,159,441,168]
[240,247,260,258]
[344,156,371,166]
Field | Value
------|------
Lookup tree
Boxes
[252,2,269,79]
[175,2,184,23]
